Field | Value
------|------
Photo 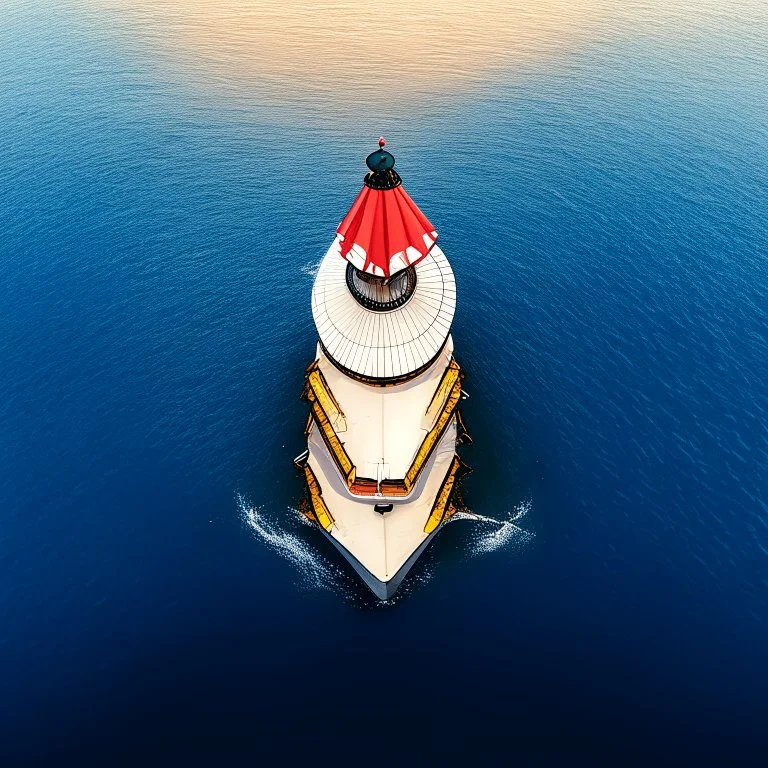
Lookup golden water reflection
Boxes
[94,0,766,118]
[101,0,610,111]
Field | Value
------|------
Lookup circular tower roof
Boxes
[312,239,456,383]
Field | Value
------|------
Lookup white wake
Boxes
[238,494,340,590]
[238,493,533,601]
[449,498,534,557]
[300,259,322,279]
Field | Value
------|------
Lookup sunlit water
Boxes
[2,0,767,764]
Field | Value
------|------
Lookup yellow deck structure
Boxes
[299,341,469,598]
[304,348,463,498]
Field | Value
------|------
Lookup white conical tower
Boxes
[297,139,469,599]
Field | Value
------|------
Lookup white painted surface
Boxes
[317,339,454,481]
[308,418,457,583]
[312,240,456,380]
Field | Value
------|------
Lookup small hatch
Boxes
[374,503,393,514]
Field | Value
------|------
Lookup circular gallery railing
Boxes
[346,263,417,311]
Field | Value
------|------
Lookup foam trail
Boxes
[450,499,534,556]
[237,493,432,605]
[238,492,533,600]
[300,259,322,279]
[237,494,338,590]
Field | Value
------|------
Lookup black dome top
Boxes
[363,137,402,190]
[365,148,396,172]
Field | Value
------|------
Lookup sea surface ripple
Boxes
[1,0,767,763]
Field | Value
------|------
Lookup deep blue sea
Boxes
[2,1,767,764]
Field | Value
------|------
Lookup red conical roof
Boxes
[336,142,437,278]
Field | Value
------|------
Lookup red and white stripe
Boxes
[336,184,438,278]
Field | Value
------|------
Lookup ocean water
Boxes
[1,0,767,763]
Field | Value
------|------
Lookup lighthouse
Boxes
[296,139,469,599]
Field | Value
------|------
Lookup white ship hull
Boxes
[300,340,467,599]
[299,142,466,599]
